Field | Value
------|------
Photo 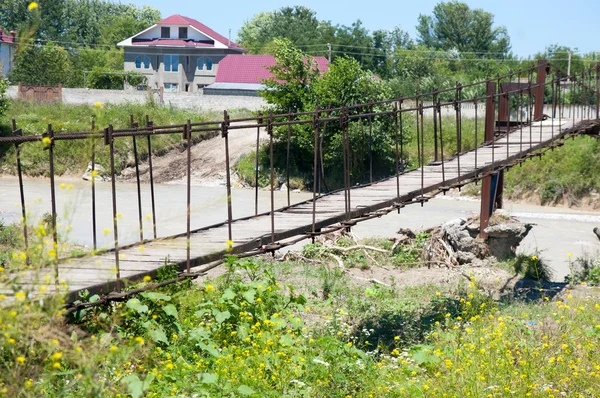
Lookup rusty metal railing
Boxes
[1,59,599,293]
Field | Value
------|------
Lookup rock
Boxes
[396,227,416,239]
[439,217,532,264]
[485,223,533,260]
[82,162,109,181]
[280,183,288,191]
[292,189,301,193]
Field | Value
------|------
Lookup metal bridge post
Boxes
[90,120,97,252]
[12,119,29,264]
[312,107,320,234]
[596,63,600,120]
[45,124,59,286]
[268,113,275,244]
[534,59,548,121]
[222,111,233,246]
[106,124,121,291]
[480,81,497,240]
[255,112,262,216]
[145,115,157,239]
[185,119,192,273]
[130,114,143,242]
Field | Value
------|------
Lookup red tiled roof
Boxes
[157,14,243,50]
[214,55,329,84]
[0,28,15,44]
[132,39,214,47]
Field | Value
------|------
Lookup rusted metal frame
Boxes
[185,120,193,273]
[255,112,262,216]
[505,91,510,158]
[419,100,425,205]
[342,106,351,217]
[130,115,144,242]
[415,95,421,173]
[528,79,533,148]
[596,63,600,120]
[320,111,330,193]
[432,91,439,162]
[90,120,97,251]
[393,102,401,204]
[43,124,59,285]
[105,124,121,291]
[438,99,446,186]
[286,111,292,207]
[11,119,29,263]
[222,111,234,245]
[534,59,548,121]
[481,80,497,239]
[474,96,479,171]
[145,116,157,239]
[454,83,463,186]
[368,100,374,184]
[268,113,275,244]
[518,73,524,152]
[312,108,320,234]
[359,117,365,184]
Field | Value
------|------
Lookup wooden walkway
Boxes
[11,119,591,300]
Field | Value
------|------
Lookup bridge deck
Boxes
[10,119,581,299]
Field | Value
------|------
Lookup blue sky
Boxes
[129,0,599,57]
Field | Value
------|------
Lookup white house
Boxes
[117,14,246,92]
[0,28,16,78]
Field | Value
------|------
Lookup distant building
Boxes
[204,54,329,96]
[117,14,246,92]
[0,28,16,78]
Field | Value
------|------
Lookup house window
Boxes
[197,57,204,70]
[206,57,213,71]
[164,83,179,92]
[164,55,179,72]
[134,55,151,69]
[179,27,188,39]
[161,27,170,38]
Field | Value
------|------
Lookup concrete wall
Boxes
[6,86,267,112]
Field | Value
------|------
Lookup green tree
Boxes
[260,38,320,113]
[416,1,511,56]
[0,78,9,119]
[9,42,72,85]
[237,6,334,54]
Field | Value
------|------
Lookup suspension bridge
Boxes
[1,60,599,304]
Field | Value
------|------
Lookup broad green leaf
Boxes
[198,373,218,385]
[89,294,100,303]
[242,289,255,303]
[162,304,178,319]
[237,385,255,396]
[121,374,154,398]
[126,298,148,314]
[189,327,210,342]
[221,289,236,300]
[141,292,171,302]
[198,342,221,357]
[149,326,169,344]
[213,310,231,324]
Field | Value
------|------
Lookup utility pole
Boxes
[567,51,572,76]
[327,43,332,63]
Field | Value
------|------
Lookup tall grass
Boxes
[0,100,251,176]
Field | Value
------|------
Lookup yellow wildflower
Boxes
[27,2,38,10]
[16,356,25,364]
[15,291,26,301]
[143,275,152,282]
